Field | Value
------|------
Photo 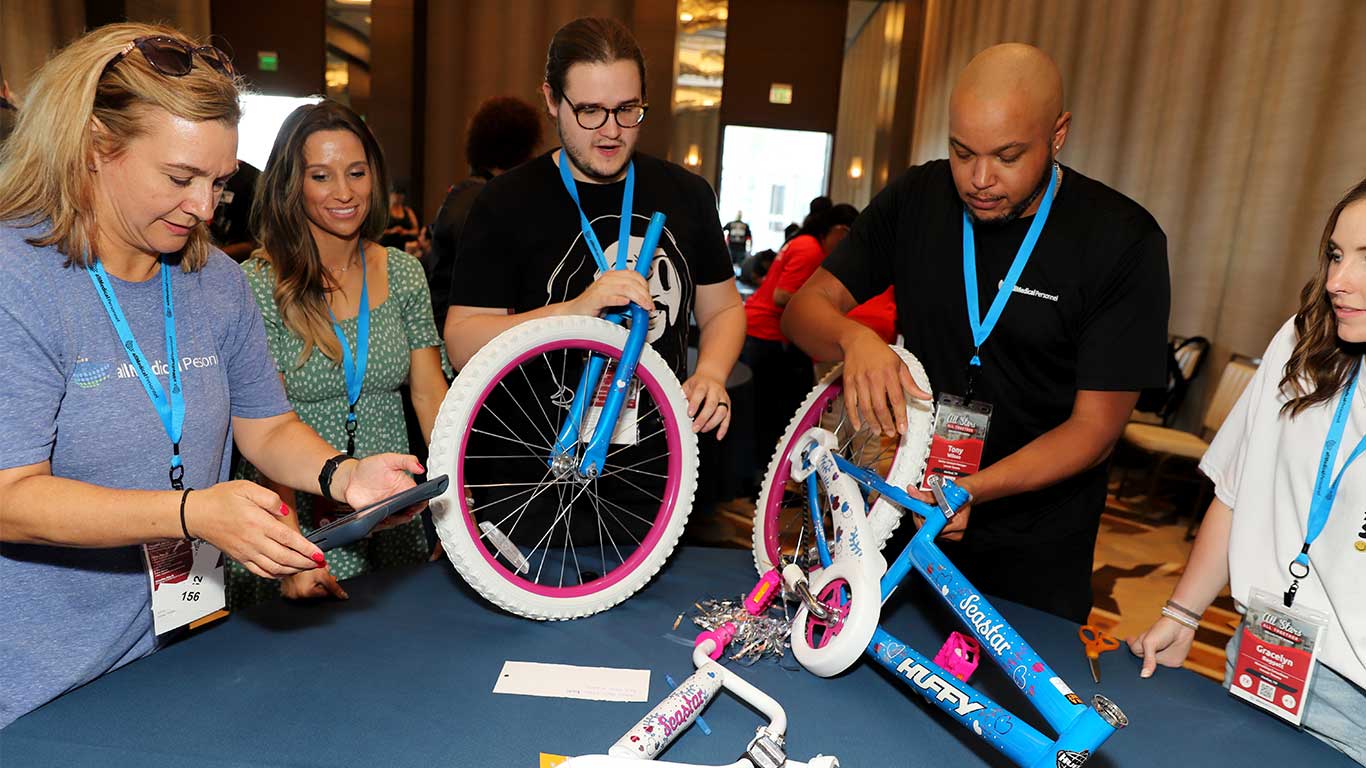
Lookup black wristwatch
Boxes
[318,453,357,503]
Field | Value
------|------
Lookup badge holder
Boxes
[580,360,641,446]
[1228,586,1329,727]
[920,393,992,492]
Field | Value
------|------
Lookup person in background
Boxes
[379,184,419,251]
[405,223,432,266]
[229,100,448,606]
[1129,181,1366,765]
[0,23,420,727]
[208,160,260,261]
[430,95,543,338]
[723,210,751,266]
[738,247,777,288]
[742,204,857,480]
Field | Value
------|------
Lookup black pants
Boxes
[741,336,814,486]
[936,534,1097,624]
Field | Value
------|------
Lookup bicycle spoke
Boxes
[519,358,560,443]
[497,375,554,447]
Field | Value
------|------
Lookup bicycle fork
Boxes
[549,212,667,478]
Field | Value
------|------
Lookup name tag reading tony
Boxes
[920,393,992,492]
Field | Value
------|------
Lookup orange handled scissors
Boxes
[1079,624,1119,683]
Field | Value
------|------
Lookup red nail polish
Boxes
[312,552,326,567]
[279,503,290,517]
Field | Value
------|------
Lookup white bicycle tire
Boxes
[428,315,697,620]
[751,345,934,575]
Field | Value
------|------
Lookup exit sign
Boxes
[768,83,793,105]
[257,51,279,72]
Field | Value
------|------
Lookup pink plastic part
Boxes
[745,570,782,615]
[695,622,738,660]
[934,631,982,682]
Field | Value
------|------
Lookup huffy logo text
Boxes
[895,659,985,717]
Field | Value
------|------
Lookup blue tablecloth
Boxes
[2,547,1353,766]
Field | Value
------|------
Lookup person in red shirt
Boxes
[742,204,858,482]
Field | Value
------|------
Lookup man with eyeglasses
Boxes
[444,17,744,549]
[447,17,744,438]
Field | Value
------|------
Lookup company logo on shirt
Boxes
[997,279,1059,303]
[113,355,220,380]
[72,358,113,389]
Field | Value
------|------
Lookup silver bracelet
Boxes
[1164,599,1204,622]
[1161,606,1200,630]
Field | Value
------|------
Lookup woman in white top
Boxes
[1129,180,1366,764]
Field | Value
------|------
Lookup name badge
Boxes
[143,539,226,635]
[580,360,640,445]
[1228,587,1328,726]
[920,393,992,492]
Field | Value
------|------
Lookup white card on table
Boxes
[492,660,649,702]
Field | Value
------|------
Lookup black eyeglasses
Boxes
[563,95,648,130]
[102,36,236,80]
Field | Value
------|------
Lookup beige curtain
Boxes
[831,0,910,208]
[907,0,1366,416]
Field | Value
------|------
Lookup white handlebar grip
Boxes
[607,662,725,759]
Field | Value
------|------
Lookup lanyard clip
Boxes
[345,408,358,457]
[965,353,981,400]
[1283,579,1300,609]
[169,463,185,491]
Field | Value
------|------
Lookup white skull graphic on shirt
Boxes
[546,215,690,347]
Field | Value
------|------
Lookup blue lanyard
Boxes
[1285,362,1366,606]
[961,163,1060,369]
[558,151,635,272]
[326,240,370,456]
[87,257,187,490]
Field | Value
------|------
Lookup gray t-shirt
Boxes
[0,222,291,728]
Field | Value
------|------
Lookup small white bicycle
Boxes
[561,603,839,768]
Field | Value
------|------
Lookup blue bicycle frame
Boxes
[549,212,667,479]
[801,451,1127,768]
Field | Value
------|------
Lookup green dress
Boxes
[227,248,440,609]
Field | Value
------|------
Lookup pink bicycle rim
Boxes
[458,336,684,598]
[763,382,843,567]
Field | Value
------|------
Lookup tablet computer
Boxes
[306,474,449,551]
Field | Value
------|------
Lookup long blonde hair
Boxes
[0,22,241,271]
[251,100,389,366]
[1281,179,1366,416]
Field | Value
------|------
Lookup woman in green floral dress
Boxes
[227,101,448,608]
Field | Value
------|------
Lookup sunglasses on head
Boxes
[102,35,235,80]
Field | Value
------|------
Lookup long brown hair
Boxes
[1280,179,1366,416]
[0,23,241,270]
[250,100,389,366]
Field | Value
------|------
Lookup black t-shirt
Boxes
[725,220,750,248]
[427,175,489,333]
[824,159,1170,549]
[450,150,732,378]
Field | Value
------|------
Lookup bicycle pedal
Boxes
[743,732,786,768]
